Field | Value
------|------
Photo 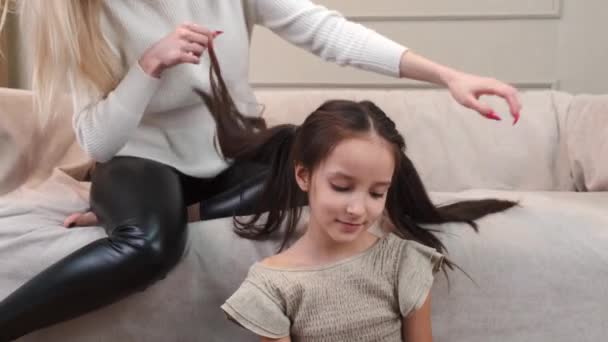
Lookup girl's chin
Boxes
[327,222,366,241]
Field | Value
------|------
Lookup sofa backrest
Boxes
[254,89,575,192]
[0,87,578,193]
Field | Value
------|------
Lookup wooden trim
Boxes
[337,0,562,22]
[252,80,559,90]
[0,22,7,87]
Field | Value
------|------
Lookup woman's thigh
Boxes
[90,156,188,237]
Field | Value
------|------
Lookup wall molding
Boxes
[252,80,559,90]
[0,22,7,87]
[340,0,562,21]
[0,12,16,88]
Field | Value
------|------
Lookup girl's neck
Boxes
[293,224,378,265]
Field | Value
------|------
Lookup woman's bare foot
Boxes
[63,211,99,228]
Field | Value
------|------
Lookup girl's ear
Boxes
[294,163,310,192]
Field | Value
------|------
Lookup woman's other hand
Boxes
[445,71,522,124]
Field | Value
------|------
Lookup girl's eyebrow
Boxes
[328,171,391,186]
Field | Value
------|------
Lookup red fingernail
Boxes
[486,111,502,121]
[513,112,520,125]
[215,30,224,36]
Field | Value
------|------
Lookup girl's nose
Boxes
[346,198,365,217]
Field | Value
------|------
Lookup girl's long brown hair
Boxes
[196,42,517,273]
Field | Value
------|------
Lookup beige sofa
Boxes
[1,87,607,341]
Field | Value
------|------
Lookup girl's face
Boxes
[295,135,395,245]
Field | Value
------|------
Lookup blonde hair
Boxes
[1,0,123,124]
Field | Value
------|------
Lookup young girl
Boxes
[198,46,517,342]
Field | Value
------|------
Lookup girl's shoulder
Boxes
[383,233,444,274]
[258,250,298,269]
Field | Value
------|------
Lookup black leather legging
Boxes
[0,156,274,341]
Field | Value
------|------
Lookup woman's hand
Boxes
[445,71,521,124]
[399,51,522,124]
[63,211,99,228]
[139,22,221,78]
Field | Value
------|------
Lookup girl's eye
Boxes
[331,184,350,192]
[370,192,385,199]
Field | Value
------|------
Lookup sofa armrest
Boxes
[565,94,608,191]
[0,87,90,194]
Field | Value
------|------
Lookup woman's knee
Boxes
[111,220,188,283]
[88,157,189,282]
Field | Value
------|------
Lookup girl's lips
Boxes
[339,221,363,226]
[337,220,364,230]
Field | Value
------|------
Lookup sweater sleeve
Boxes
[251,0,407,78]
[70,62,161,162]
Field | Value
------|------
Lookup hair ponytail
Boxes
[386,152,517,271]
[195,42,308,251]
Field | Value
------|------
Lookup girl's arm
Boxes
[402,292,433,342]
[261,336,291,342]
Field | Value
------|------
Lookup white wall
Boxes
[249,0,608,94]
[11,0,608,94]
[556,0,608,93]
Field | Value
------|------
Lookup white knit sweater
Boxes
[71,0,407,177]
